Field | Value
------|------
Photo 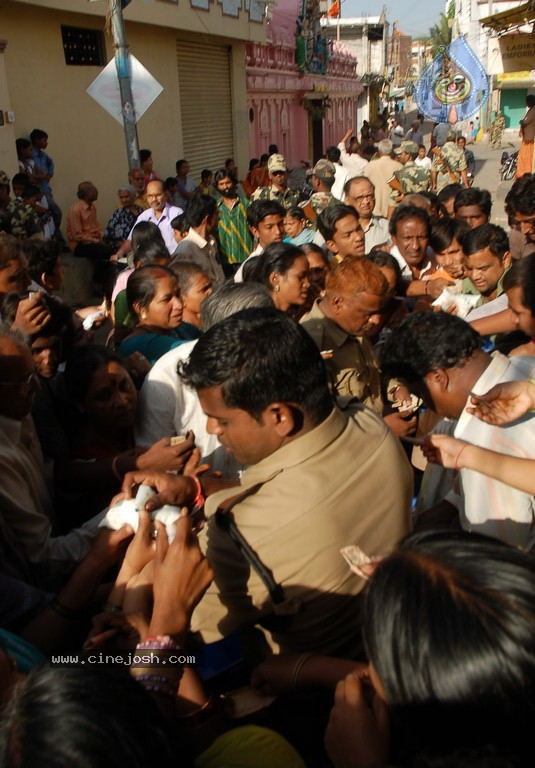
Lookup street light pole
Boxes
[108,0,139,170]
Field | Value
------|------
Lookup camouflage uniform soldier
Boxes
[7,185,43,239]
[300,159,336,227]
[490,112,506,149]
[388,141,430,207]
[250,154,301,210]
[431,130,468,193]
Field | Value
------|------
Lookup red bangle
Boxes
[190,475,205,510]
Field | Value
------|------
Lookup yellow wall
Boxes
[15,0,266,42]
[0,41,18,179]
[1,2,257,225]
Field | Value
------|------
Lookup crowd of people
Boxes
[0,118,534,768]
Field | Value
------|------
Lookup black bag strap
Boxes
[214,484,285,606]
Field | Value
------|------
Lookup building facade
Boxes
[0,0,267,219]
[321,14,389,132]
[246,0,363,167]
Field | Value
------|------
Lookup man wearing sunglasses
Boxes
[250,154,300,210]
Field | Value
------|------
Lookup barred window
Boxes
[61,26,105,66]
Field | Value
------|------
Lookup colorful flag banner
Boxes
[414,35,489,124]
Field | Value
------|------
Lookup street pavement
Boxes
[415,111,521,228]
[469,129,520,228]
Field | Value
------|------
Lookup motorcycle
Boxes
[500,150,518,181]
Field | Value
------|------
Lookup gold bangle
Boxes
[292,652,314,690]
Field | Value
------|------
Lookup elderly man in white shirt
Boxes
[343,176,390,252]
[113,179,183,259]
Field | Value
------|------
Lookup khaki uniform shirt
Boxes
[300,301,383,412]
[191,408,412,656]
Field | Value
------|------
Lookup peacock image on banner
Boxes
[414,36,489,125]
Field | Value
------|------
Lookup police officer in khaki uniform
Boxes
[123,309,411,660]
[301,257,388,412]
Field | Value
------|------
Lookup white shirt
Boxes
[363,216,391,252]
[390,244,434,283]
[234,243,264,283]
[415,156,432,171]
[337,143,369,177]
[448,353,535,549]
[128,203,183,254]
[135,341,242,478]
[465,293,509,322]
[331,164,349,201]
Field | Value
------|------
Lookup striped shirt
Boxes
[216,197,253,265]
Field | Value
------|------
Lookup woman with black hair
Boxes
[325,530,535,768]
[118,265,197,365]
[57,345,193,525]
[283,207,316,247]
[244,242,310,315]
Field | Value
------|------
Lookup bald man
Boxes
[114,179,183,259]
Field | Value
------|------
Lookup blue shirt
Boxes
[31,148,54,196]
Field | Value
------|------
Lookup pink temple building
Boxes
[246,0,363,169]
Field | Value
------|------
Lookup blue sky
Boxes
[342,0,446,38]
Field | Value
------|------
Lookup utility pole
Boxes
[108,0,140,170]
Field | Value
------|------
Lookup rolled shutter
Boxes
[176,40,234,179]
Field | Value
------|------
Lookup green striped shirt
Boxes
[216,197,253,265]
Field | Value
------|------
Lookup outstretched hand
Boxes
[121,471,197,512]
[422,434,469,469]
[136,433,195,473]
[467,381,535,425]
[149,513,214,640]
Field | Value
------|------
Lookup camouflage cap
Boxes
[267,154,287,173]
[446,129,458,141]
[0,171,10,186]
[394,141,419,156]
[312,158,336,181]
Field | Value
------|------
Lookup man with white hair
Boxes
[364,139,402,218]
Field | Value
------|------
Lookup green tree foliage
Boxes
[429,1,454,56]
